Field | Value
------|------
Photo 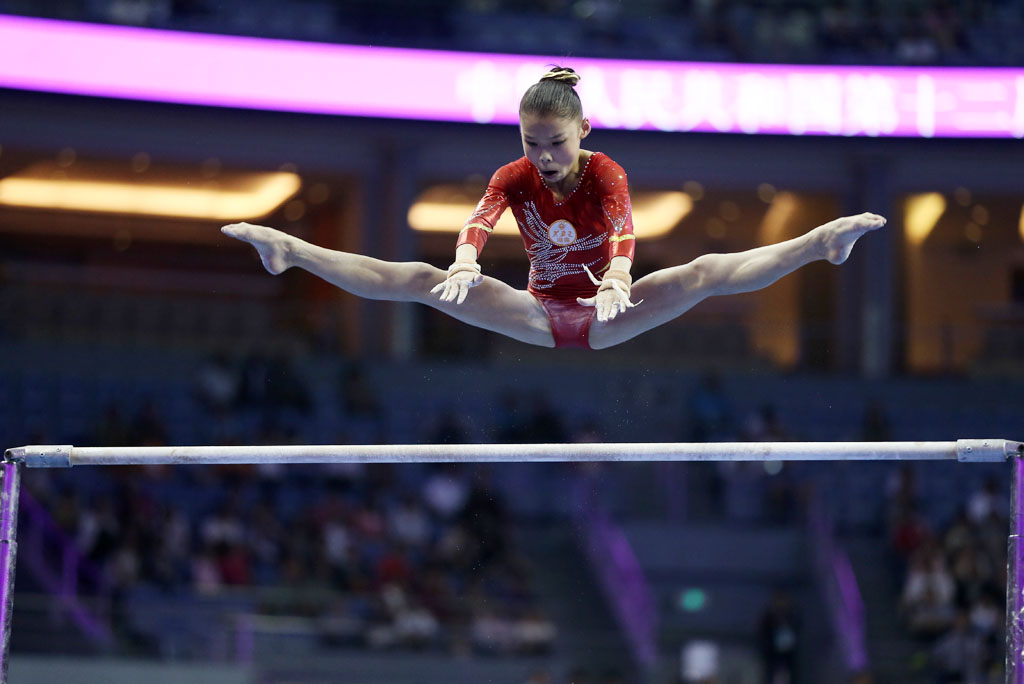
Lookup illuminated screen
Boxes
[2,14,1023,138]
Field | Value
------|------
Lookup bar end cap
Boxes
[4,445,72,468]
[956,439,1022,462]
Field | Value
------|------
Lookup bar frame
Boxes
[1,438,1022,683]
[0,463,20,684]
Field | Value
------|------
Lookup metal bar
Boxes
[4,440,1020,468]
[1008,452,1024,684]
[0,462,21,684]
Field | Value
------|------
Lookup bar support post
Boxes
[0,462,20,684]
[1008,452,1024,683]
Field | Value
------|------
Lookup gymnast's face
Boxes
[520,113,591,189]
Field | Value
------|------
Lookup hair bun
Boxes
[540,66,580,87]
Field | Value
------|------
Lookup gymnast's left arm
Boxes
[577,163,639,322]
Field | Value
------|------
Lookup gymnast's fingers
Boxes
[577,296,596,308]
[430,281,445,295]
[456,281,471,305]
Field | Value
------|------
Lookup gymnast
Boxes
[223,66,886,350]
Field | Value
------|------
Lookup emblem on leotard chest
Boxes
[548,220,577,246]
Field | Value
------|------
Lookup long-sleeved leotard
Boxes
[456,152,636,348]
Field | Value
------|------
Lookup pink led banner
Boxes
[1,13,1023,138]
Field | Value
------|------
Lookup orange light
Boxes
[904,193,946,247]
[0,161,300,220]
[408,188,692,240]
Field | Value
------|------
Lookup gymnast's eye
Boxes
[552,140,564,146]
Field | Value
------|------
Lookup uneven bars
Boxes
[5,439,1021,468]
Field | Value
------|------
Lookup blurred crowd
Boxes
[9,345,1013,683]
[3,0,1022,66]
[888,468,1007,683]
[13,354,817,671]
[25,358,565,657]
[35,457,559,656]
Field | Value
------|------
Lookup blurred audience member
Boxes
[194,352,238,411]
[681,638,720,683]
[758,589,800,684]
[859,398,891,441]
[687,372,733,442]
[900,543,955,637]
[95,402,131,446]
[423,464,471,520]
[930,609,984,684]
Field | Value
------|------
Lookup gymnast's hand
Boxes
[431,261,483,305]
[578,265,641,323]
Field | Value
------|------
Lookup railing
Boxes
[572,475,658,671]
[16,487,114,648]
[807,488,869,674]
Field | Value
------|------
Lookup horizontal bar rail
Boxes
[5,439,1021,468]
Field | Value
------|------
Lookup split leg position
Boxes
[221,213,885,350]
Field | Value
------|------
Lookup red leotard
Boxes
[457,152,635,349]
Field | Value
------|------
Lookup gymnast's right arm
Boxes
[431,179,508,305]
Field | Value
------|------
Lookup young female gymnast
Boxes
[223,66,886,350]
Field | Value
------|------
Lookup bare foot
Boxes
[819,213,886,265]
[221,222,293,274]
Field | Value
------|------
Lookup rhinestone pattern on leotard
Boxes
[518,201,605,290]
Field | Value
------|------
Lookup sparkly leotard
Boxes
[457,152,635,349]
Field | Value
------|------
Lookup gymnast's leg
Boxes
[222,222,555,347]
[588,212,886,349]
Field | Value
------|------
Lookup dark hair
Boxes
[519,66,582,121]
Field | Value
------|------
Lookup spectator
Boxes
[217,541,252,586]
[900,544,955,637]
[388,494,433,549]
[194,352,238,411]
[942,509,974,561]
[967,477,1005,525]
[76,496,121,564]
[681,639,720,683]
[265,354,311,412]
[131,397,169,446]
[192,542,222,595]
[200,499,246,548]
[496,391,527,443]
[687,372,733,442]
[429,407,468,444]
[758,589,801,684]
[889,503,931,572]
[340,363,382,421]
[237,352,272,407]
[567,667,592,684]
[599,668,626,684]
[423,464,470,519]
[859,398,892,441]
[526,393,566,443]
[741,403,789,442]
[95,402,131,446]
[472,607,515,655]
[515,607,557,654]
[931,609,984,684]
